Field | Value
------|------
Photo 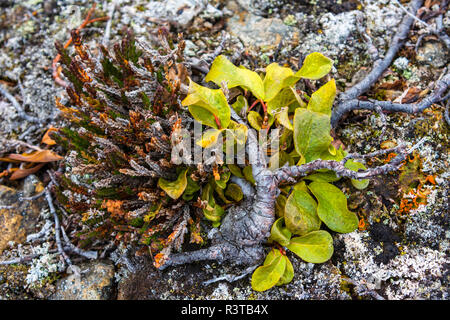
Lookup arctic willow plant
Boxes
[180,53,369,292]
[52,28,368,291]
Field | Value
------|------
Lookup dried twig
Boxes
[45,188,72,267]
[331,0,446,128]
[52,3,109,87]
[60,226,98,260]
[0,83,42,124]
[203,264,259,286]
[275,138,426,184]
[0,254,42,266]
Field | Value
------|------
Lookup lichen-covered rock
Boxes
[51,261,115,300]
[416,41,448,68]
[338,232,449,299]
[227,13,297,48]
[144,0,221,28]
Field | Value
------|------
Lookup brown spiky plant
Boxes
[52,28,209,265]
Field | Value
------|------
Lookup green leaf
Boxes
[158,169,188,200]
[303,169,340,183]
[263,63,295,102]
[285,189,321,236]
[268,217,292,246]
[232,95,248,115]
[318,144,346,162]
[287,230,334,263]
[227,164,244,178]
[344,159,370,190]
[277,107,293,130]
[293,108,332,163]
[308,181,358,233]
[247,111,263,130]
[268,150,294,171]
[293,180,309,192]
[205,55,265,100]
[307,79,336,116]
[277,256,294,286]
[182,175,201,201]
[201,183,225,223]
[294,52,333,80]
[243,165,255,185]
[225,183,244,202]
[215,170,231,189]
[251,249,286,292]
[266,87,303,116]
[182,78,230,129]
[275,194,287,218]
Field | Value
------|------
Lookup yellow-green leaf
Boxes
[227,164,244,178]
[243,165,255,185]
[251,249,286,292]
[304,169,340,183]
[294,52,333,80]
[287,230,334,263]
[225,183,244,202]
[205,55,265,100]
[277,107,293,130]
[275,194,287,218]
[182,175,201,201]
[182,78,230,129]
[267,86,303,116]
[232,95,248,115]
[308,181,358,233]
[158,169,188,200]
[196,128,223,148]
[285,189,321,236]
[247,111,263,130]
[293,108,332,163]
[277,256,294,286]
[201,183,225,223]
[215,170,231,189]
[344,159,370,190]
[263,63,295,102]
[307,79,336,116]
[268,217,292,246]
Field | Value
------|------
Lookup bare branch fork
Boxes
[331,0,449,128]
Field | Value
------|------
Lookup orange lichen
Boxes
[358,218,366,231]
[398,183,432,214]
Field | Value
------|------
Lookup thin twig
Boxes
[102,0,116,45]
[0,254,42,266]
[203,264,259,286]
[60,226,98,260]
[333,0,425,127]
[0,84,42,124]
[275,138,427,183]
[45,189,72,267]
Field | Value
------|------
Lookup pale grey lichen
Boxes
[25,243,65,285]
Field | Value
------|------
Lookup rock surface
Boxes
[50,261,115,300]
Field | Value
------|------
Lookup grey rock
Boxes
[145,0,209,28]
[51,261,115,300]
[416,42,448,68]
[227,13,297,48]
